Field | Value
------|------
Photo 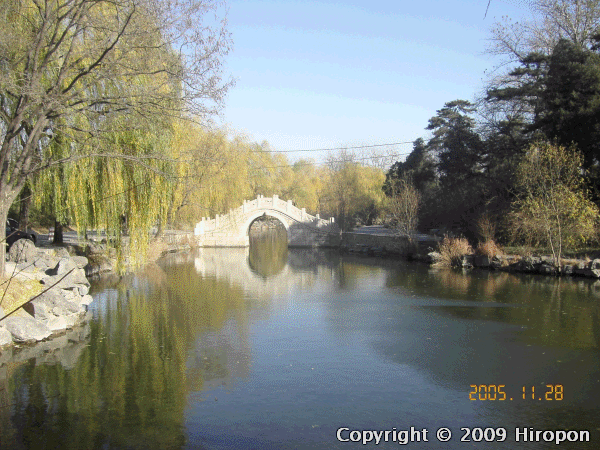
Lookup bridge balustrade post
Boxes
[273,194,278,208]
[257,195,262,208]
[216,214,219,228]
[195,218,205,236]
[301,208,306,220]
[287,200,292,213]
[242,200,246,213]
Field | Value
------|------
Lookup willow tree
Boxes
[0,0,233,272]
[323,151,386,230]
[165,121,229,229]
[33,123,175,268]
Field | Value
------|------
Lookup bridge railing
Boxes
[195,195,337,236]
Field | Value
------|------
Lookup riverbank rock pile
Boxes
[0,243,94,347]
[0,323,91,385]
[426,250,600,279]
[82,242,115,277]
[339,232,600,280]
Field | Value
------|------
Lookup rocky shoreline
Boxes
[0,240,95,347]
[0,232,196,349]
[424,252,600,278]
[341,238,600,279]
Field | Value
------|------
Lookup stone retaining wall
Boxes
[341,232,409,255]
[340,232,441,256]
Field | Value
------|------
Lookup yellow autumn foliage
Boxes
[509,142,599,266]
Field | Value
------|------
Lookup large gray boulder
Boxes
[7,324,90,369]
[79,295,94,306]
[4,315,52,343]
[60,289,88,311]
[71,256,89,269]
[7,238,37,263]
[52,247,71,259]
[573,260,600,278]
[427,251,442,264]
[26,289,80,320]
[589,259,600,270]
[33,252,59,270]
[62,312,82,328]
[49,257,77,276]
[45,315,68,332]
[42,258,90,290]
[22,288,86,332]
[514,256,541,273]
[459,254,474,268]
[85,242,106,256]
[473,255,491,268]
[538,262,557,275]
[84,254,113,277]
[0,326,13,346]
[562,265,574,276]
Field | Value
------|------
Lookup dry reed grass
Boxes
[0,277,44,316]
[436,236,473,267]
[475,240,503,257]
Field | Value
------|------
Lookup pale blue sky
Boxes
[217,0,529,162]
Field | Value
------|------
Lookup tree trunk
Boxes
[0,207,8,277]
[120,214,128,235]
[53,220,64,245]
[0,189,20,276]
[18,184,31,231]
[155,219,163,238]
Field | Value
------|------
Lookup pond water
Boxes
[1,234,599,449]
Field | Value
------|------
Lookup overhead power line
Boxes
[249,140,415,153]
[247,150,412,174]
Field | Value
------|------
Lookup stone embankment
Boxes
[426,252,600,278]
[0,239,94,347]
[340,229,600,280]
[340,230,438,258]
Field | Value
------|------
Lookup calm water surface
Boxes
[1,235,599,449]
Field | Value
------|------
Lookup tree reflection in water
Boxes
[385,264,600,350]
[1,259,252,450]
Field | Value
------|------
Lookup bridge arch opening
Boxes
[247,214,288,278]
[243,211,290,240]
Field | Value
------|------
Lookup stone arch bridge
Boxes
[194,195,340,247]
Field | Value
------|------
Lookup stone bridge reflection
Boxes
[192,247,339,304]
